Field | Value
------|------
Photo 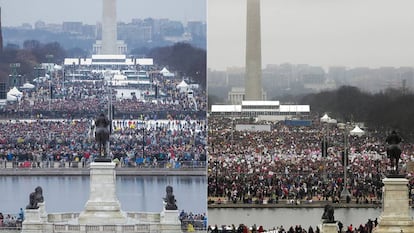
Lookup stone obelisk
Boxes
[101,0,117,54]
[245,0,262,100]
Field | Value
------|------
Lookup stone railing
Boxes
[52,224,151,233]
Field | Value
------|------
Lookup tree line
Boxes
[0,40,206,87]
[301,86,414,141]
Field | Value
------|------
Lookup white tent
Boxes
[22,82,35,89]
[320,114,330,123]
[159,67,174,77]
[8,87,23,97]
[7,87,23,102]
[6,93,18,102]
[350,125,365,137]
[177,80,189,92]
[53,64,62,70]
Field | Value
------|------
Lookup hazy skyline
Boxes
[0,0,206,27]
[208,0,414,71]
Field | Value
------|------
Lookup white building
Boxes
[211,100,310,121]
[64,55,153,70]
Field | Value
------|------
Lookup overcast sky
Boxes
[0,0,206,26]
[208,0,414,71]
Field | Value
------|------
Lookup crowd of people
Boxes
[0,66,207,169]
[0,210,24,230]
[2,68,206,120]
[0,118,206,168]
[208,116,414,205]
[207,218,378,233]
[179,210,207,232]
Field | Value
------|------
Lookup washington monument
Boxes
[244,0,262,100]
[102,0,117,54]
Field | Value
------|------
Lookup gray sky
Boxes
[208,0,414,71]
[0,0,206,26]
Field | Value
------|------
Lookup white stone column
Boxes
[245,0,262,100]
[374,177,414,233]
[78,162,126,225]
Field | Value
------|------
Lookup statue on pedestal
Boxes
[386,130,402,174]
[164,186,177,210]
[26,186,44,209]
[321,204,335,223]
[95,113,111,159]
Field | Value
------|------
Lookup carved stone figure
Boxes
[321,204,335,223]
[164,186,177,210]
[35,186,44,203]
[26,192,38,209]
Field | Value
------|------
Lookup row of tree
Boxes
[0,40,206,87]
[302,86,414,141]
[148,43,206,87]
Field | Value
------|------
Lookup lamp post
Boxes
[214,160,218,196]
[142,125,145,158]
[340,123,351,201]
[106,75,113,157]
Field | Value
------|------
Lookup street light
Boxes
[339,123,352,201]
[214,160,218,196]
[142,125,145,159]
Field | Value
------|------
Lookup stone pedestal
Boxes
[374,177,414,233]
[22,209,43,233]
[321,223,337,233]
[160,209,180,224]
[78,162,126,225]
[160,209,181,233]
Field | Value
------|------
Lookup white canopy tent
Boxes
[21,82,35,89]
[7,87,23,101]
[159,67,175,77]
[177,80,189,93]
[6,94,18,102]
[350,125,365,137]
[8,87,23,96]
[320,114,337,124]
[320,114,330,123]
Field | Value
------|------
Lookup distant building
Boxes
[228,87,267,104]
[93,40,127,55]
[64,54,153,70]
[34,20,46,30]
[187,21,206,38]
[62,22,83,35]
[211,100,310,122]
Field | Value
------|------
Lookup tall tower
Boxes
[244,0,262,100]
[101,0,117,54]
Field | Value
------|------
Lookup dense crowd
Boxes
[208,218,378,233]
[2,69,206,120]
[0,67,207,168]
[208,116,414,205]
[0,118,206,168]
